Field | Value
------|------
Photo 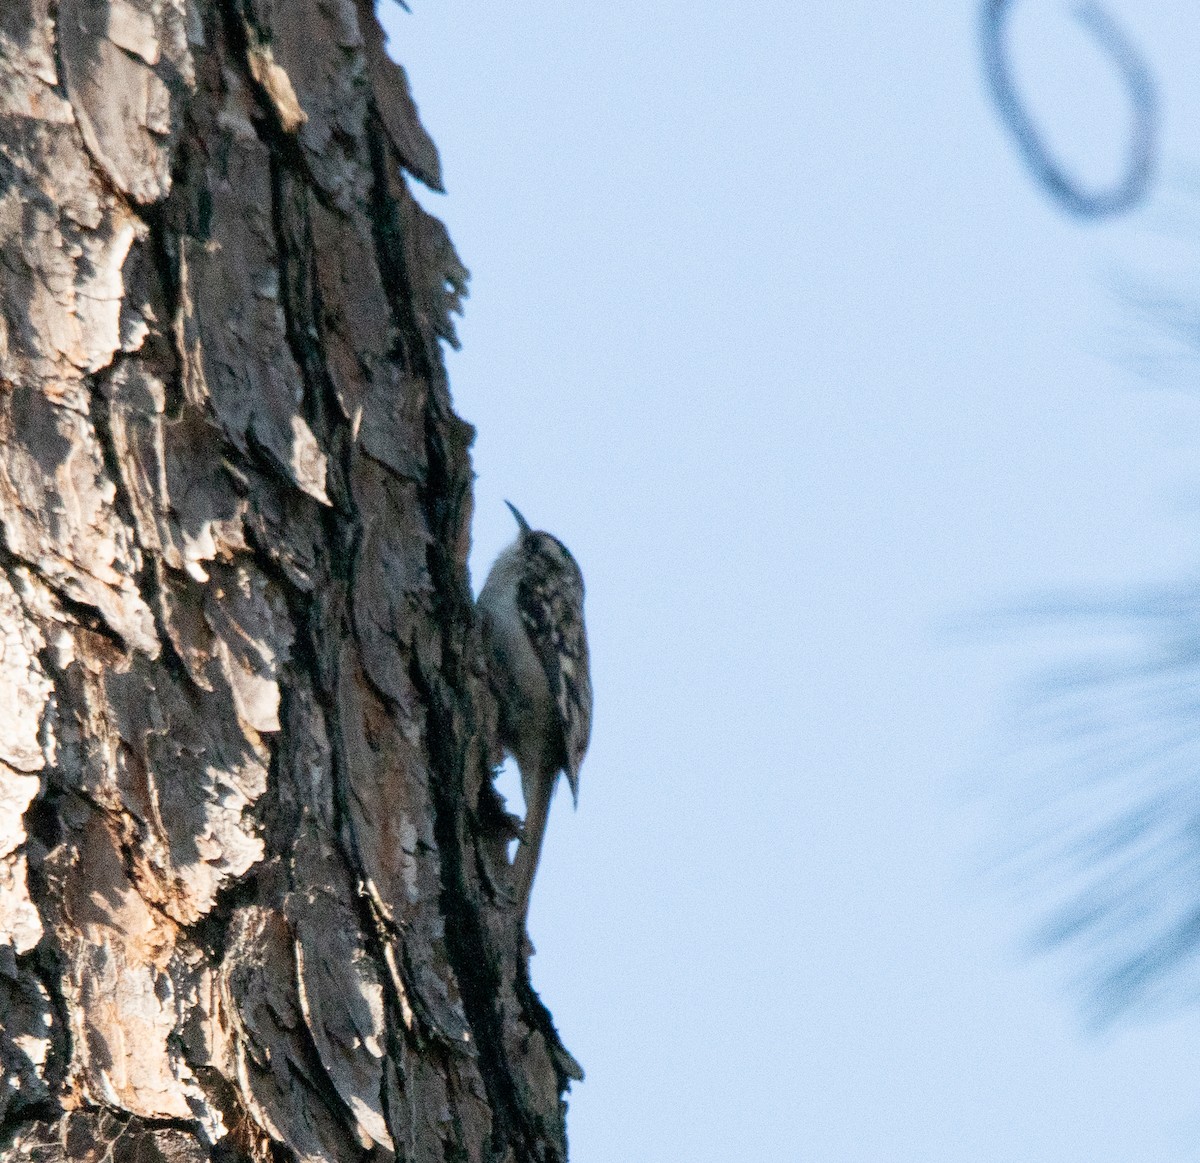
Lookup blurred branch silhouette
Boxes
[981,0,1159,218]
[978,3,1192,1026]
[998,587,1200,1021]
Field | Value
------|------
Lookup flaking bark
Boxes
[0,2,578,1159]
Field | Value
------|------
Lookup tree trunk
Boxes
[0,2,578,1159]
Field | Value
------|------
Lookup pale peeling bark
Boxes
[0,3,578,1160]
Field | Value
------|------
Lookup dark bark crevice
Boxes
[0,548,127,656]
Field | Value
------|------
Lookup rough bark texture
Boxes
[0,2,579,1159]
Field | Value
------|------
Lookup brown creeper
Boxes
[478,502,592,916]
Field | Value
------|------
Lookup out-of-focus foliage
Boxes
[1000,588,1200,1021]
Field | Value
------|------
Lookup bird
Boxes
[478,502,592,919]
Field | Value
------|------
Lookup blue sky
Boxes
[382,3,1200,1158]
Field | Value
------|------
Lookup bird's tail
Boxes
[513,767,553,920]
